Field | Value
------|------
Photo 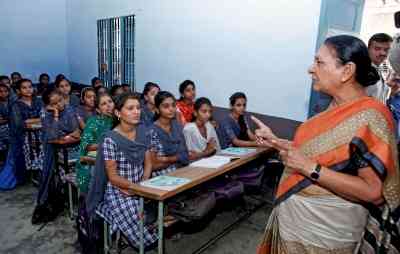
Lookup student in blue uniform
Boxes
[219,92,258,149]
[76,87,97,129]
[95,93,157,248]
[140,82,160,126]
[148,91,191,176]
[55,77,80,108]
[32,89,80,224]
[0,83,10,163]
[10,79,44,180]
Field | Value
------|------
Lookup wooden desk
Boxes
[131,147,271,254]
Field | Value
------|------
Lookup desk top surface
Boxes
[81,147,271,201]
[131,147,270,200]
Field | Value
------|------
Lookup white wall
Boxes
[360,0,400,43]
[66,0,321,121]
[0,0,69,82]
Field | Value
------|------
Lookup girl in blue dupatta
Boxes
[148,91,191,177]
[0,83,10,164]
[76,87,97,130]
[55,78,80,109]
[140,82,160,126]
[94,93,157,248]
[219,92,258,149]
[8,79,43,183]
[32,89,80,224]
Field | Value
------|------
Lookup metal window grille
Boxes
[97,15,135,90]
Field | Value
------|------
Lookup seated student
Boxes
[183,97,221,159]
[0,75,10,86]
[121,83,131,93]
[36,73,51,96]
[55,77,80,108]
[148,91,192,176]
[219,92,258,148]
[10,72,22,85]
[76,87,96,129]
[110,84,124,98]
[95,85,108,96]
[32,89,80,224]
[91,77,103,89]
[1,75,17,103]
[10,79,44,178]
[54,73,65,84]
[0,83,10,163]
[140,82,160,126]
[76,93,115,194]
[176,80,196,125]
[95,93,157,248]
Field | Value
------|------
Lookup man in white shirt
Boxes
[366,33,393,104]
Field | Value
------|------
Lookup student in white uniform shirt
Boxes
[366,33,393,104]
[183,97,221,159]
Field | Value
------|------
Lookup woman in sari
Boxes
[254,35,400,253]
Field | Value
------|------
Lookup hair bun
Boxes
[359,65,380,87]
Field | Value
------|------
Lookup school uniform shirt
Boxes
[365,64,391,104]
[218,114,251,149]
[183,122,221,153]
[148,120,189,176]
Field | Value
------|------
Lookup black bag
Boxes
[168,191,216,223]
[206,179,244,202]
[77,197,103,254]
[233,164,265,189]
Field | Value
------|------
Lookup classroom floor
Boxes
[0,182,274,254]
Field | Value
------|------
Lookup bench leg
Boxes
[104,220,109,254]
[158,201,164,254]
[139,197,144,254]
[68,183,73,219]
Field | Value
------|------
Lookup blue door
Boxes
[308,0,365,117]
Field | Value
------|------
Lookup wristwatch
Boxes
[310,164,322,181]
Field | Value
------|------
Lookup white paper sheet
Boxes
[190,155,232,168]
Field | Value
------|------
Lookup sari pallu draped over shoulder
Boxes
[257,97,400,254]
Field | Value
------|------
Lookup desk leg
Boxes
[158,201,164,254]
[139,197,144,254]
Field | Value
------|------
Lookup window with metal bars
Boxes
[97,15,135,90]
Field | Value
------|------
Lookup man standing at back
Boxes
[366,33,393,104]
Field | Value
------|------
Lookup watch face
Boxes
[310,172,319,180]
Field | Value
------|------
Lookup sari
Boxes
[258,97,400,254]
[76,115,113,193]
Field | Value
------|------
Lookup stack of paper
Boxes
[190,155,232,168]
[140,176,191,191]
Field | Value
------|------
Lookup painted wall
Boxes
[0,0,69,83]
[67,1,321,121]
[360,0,400,43]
